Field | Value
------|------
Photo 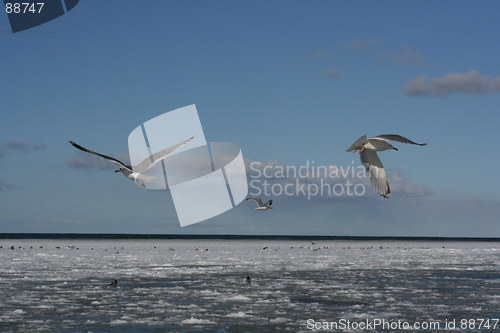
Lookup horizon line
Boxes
[0,233,499,242]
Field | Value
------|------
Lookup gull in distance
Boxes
[245,198,273,210]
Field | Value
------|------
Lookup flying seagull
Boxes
[69,135,195,188]
[346,134,427,198]
[109,279,117,286]
[245,198,273,210]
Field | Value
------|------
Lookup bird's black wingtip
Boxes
[380,187,391,199]
[69,141,80,148]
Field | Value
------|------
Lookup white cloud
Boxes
[305,49,328,60]
[319,68,344,79]
[402,70,500,96]
[0,141,46,188]
[319,68,343,79]
[342,38,384,50]
[2,141,46,152]
[0,178,17,191]
[385,169,433,197]
[376,46,425,67]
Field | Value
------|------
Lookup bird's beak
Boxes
[115,169,120,173]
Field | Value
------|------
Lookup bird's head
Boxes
[115,167,123,173]
[350,143,366,154]
[346,135,368,153]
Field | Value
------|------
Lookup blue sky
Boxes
[1,1,499,236]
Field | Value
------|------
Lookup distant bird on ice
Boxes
[346,134,427,198]
[69,135,195,188]
[245,198,273,210]
[246,276,252,284]
[109,280,117,286]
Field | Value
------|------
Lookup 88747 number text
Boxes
[5,3,44,14]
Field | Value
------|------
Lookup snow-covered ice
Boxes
[0,239,499,332]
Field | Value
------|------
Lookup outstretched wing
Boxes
[69,141,131,170]
[265,200,273,207]
[360,149,390,198]
[372,134,427,146]
[346,135,368,152]
[133,135,196,174]
[245,198,264,207]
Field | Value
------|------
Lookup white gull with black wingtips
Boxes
[346,134,427,198]
[245,198,273,210]
[69,135,195,188]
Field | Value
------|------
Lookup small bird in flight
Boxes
[245,198,273,210]
[109,279,117,286]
